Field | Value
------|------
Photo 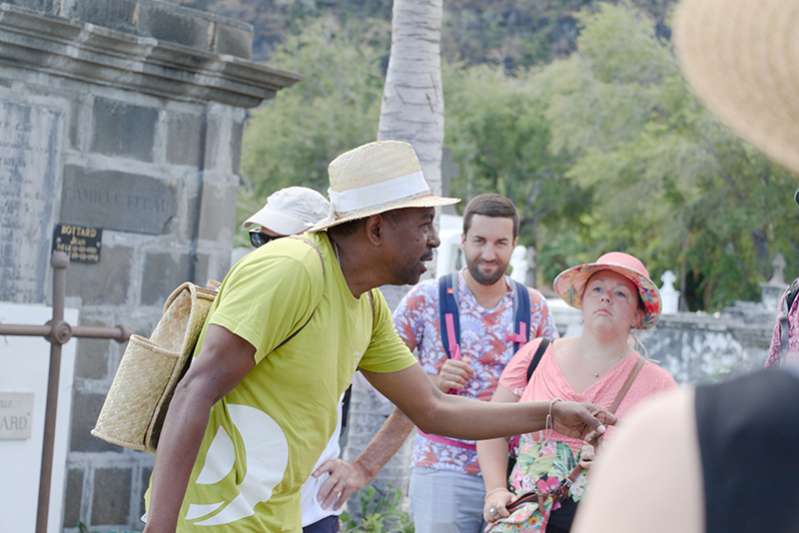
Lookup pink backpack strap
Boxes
[418,431,476,451]
[444,313,461,360]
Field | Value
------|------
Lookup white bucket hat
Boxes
[243,186,330,235]
[309,140,460,232]
[674,0,799,176]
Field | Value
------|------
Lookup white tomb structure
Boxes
[0,303,78,533]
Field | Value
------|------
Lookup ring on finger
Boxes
[489,506,498,516]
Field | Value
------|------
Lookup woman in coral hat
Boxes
[477,252,677,533]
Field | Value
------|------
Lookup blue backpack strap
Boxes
[438,272,461,359]
[510,279,531,354]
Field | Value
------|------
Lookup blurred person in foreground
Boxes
[572,1,799,532]
[478,253,676,533]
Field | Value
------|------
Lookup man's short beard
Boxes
[466,259,507,286]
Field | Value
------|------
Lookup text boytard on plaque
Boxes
[52,223,102,264]
[0,392,34,440]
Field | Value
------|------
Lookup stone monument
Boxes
[0,1,297,529]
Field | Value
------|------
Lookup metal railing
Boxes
[0,251,130,533]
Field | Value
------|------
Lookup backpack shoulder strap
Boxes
[510,280,532,353]
[786,279,799,312]
[288,235,326,280]
[438,272,461,359]
[274,236,327,350]
[525,338,550,383]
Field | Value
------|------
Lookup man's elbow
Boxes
[403,395,444,434]
[172,370,220,409]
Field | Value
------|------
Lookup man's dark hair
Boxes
[327,218,367,238]
[462,193,519,238]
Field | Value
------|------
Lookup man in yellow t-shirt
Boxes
[144,141,615,533]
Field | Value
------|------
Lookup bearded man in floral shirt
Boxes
[313,194,559,533]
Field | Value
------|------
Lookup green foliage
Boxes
[239,16,388,228]
[182,0,677,70]
[443,63,584,281]
[235,0,796,310]
[539,1,797,309]
[339,485,414,533]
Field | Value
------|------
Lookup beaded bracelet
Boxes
[545,397,562,439]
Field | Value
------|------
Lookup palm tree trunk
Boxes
[377,0,445,194]
[344,0,445,515]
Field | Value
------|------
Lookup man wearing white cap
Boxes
[143,140,614,533]
[242,186,330,247]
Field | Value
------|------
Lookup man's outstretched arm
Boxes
[362,363,615,442]
[143,325,255,533]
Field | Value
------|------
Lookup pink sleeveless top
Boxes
[499,338,677,453]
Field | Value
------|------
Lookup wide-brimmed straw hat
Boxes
[243,186,329,235]
[553,252,662,329]
[674,0,799,176]
[309,140,459,232]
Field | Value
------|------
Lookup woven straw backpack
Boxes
[92,282,216,452]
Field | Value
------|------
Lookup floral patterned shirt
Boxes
[765,280,799,367]
[392,271,558,475]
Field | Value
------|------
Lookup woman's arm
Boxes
[476,384,520,522]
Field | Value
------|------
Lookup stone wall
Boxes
[0,1,297,530]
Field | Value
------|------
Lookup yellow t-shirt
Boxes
[147,232,416,532]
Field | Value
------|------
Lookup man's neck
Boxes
[462,269,509,309]
[328,234,379,298]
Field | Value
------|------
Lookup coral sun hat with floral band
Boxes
[553,252,662,329]
[309,140,459,232]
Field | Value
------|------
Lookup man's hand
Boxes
[434,358,474,392]
[314,458,372,510]
[551,401,616,440]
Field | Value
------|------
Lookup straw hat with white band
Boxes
[310,140,459,232]
[674,0,799,176]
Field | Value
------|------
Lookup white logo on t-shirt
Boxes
[184,404,289,526]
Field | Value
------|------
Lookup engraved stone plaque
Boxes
[60,166,177,235]
[0,392,34,440]
[0,99,64,303]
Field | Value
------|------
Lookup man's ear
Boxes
[364,215,384,247]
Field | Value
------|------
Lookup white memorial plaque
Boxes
[0,392,34,440]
